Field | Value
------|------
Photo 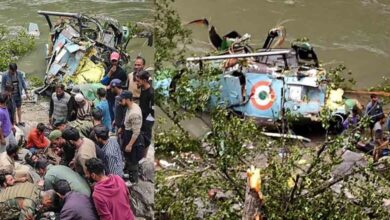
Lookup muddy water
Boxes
[0,0,154,77]
[174,0,390,88]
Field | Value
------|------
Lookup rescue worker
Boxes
[0,182,59,220]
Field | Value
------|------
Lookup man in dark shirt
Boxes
[3,85,16,126]
[101,52,127,123]
[137,70,154,153]
[1,63,29,126]
[110,79,126,145]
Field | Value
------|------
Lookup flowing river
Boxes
[174,0,390,88]
[0,0,154,77]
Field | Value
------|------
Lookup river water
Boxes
[174,0,390,88]
[0,0,154,77]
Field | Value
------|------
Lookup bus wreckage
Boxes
[35,10,152,96]
[155,25,361,136]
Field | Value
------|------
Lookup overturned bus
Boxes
[155,28,360,134]
[35,10,152,97]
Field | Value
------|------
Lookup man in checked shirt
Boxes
[94,126,124,177]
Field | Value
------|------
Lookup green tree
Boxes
[154,1,390,219]
[0,25,35,71]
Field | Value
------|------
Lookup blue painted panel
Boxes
[220,75,243,106]
[234,73,282,120]
[284,81,325,117]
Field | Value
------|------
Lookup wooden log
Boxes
[344,90,390,97]
[243,178,264,220]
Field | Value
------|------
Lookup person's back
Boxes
[102,138,124,177]
[96,99,112,131]
[44,164,91,196]
[75,138,97,175]
[67,119,94,138]
[93,175,134,220]
[60,191,98,220]
[0,182,40,219]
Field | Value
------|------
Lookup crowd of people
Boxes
[342,94,390,160]
[0,52,154,219]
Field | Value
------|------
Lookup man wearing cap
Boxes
[94,126,124,177]
[102,52,127,122]
[75,93,92,121]
[49,84,72,125]
[119,91,144,183]
[127,56,145,102]
[68,86,81,121]
[111,79,127,136]
[49,130,75,167]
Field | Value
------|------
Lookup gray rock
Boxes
[129,181,154,220]
[129,159,155,219]
[332,150,366,177]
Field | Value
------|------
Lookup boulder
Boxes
[129,159,154,219]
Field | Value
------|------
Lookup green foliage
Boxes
[324,64,356,90]
[370,76,390,104]
[0,25,35,71]
[154,0,192,70]
[154,1,390,219]
[25,75,44,87]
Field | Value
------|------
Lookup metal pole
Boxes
[37,11,81,19]
[186,50,292,62]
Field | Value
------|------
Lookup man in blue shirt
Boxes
[365,94,384,138]
[95,88,112,131]
[1,63,29,126]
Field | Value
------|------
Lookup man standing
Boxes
[49,84,72,125]
[110,79,126,136]
[1,63,29,126]
[95,88,112,131]
[94,126,124,177]
[365,94,384,136]
[101,52,127,122]
[119,91,144,183]
[137,70,154,151]
[128,56,145,101]
[3,85,16,126]
[75,93,92,121]
[0,93,16,153]
[62,127,96,176]
[85,158,134,220]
